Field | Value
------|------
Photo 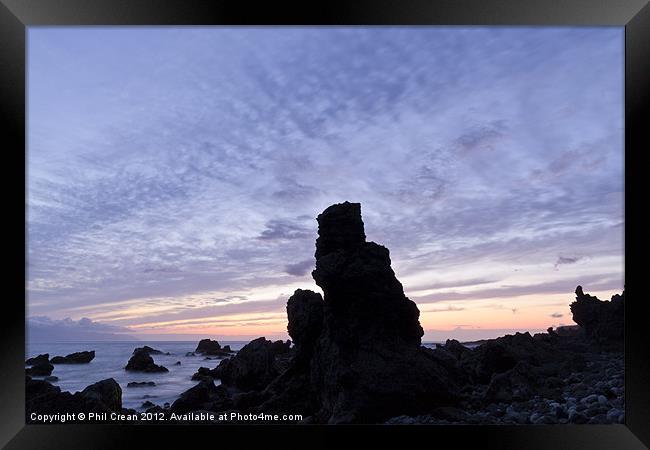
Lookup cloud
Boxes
[27,316,136,342]
[257,219,313,241]
[550,312,564,318]
[26,28,624,335]
[284,259,315,277]
[426,305,465,313]
[554,256,583,269]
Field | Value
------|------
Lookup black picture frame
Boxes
[2,0,648,448]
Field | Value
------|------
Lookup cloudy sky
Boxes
[27,27,624,341]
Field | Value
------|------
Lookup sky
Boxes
[27,27,624,342]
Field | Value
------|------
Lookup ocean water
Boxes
[26,340,472,410]
[26,341,249,410]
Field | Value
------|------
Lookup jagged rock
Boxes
[141,400,156,409]
[170,379,232,413]
[191,366,217,381]
[26,354,49,365]
[249,202,458,423]
[133,346,168,355]
[174,361,181,365]
[195,339,233,357]
[442,339,470,359]
[127,381,156,388]
[80,379,123,411]
[26,362,54,376]
[51,350,95,364]
[26,377,122,422]
[459,332,555,383]
[570,286,624,342]
[125,349,168,373]
[212,337,291,391]
[287,289,324,360]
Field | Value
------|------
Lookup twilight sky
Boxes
[27,27,624,342]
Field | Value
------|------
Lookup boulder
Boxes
[79,378,122,411]
[51,350,95,364]
[132,346,168,355]
[195,339,234,357]
[170,379,232,413]
[26,377,123,422]
[25,354,49,365]
[26,362,54,376]
[212,337,291,391]
[570,286,624,342]
[125,349,168,373]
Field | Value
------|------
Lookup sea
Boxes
[26,340,471,410]
[26,341,249,410]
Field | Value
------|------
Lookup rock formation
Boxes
[26,377,123,422]
[25,354,49,365]
[26,362,54,376]
[205,337,291,391]
[132,346,168,356]
[234,202,458,423]
[194,339,234,357]
[51,350,95,364]
[125,348,169,373]
[570,286,624,343]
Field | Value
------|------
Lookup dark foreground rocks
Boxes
[51,350,96,364]
[125,349,169,373]
[183,202,459,423]
[570,286,624,343]
[25,354,49,365]
[25,202,625,425]
[26,362,54,376]
[26,377,125,422]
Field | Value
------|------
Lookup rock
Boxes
[222,345,233,352]
[44,376,59,382]
[170,379,232,413]
[26,362,54,376]
[195,339,232,357]
[51,350,95,364]
[570,286,624,343]
[258,202,459,423]
[191,366,217,381]
[26,354,49,365]
[141,400,156,409]
[442,339,470,359]
[213,337,291,391]
[79,379,122,411]
[133,346,167,355]
[459,332,556,383]
[569,410,588,424]
[174,361,181,365]
[185,352,196,357]
[286,289,323,360]
[127,381,156,387]
[582,394,599,404]
[598,394,608,405]
[26,377,123,422]
[485,361,540,403]
[125,349,168,373]
[606,408,622,423]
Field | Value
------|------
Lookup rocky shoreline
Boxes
[25,202,624,425]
